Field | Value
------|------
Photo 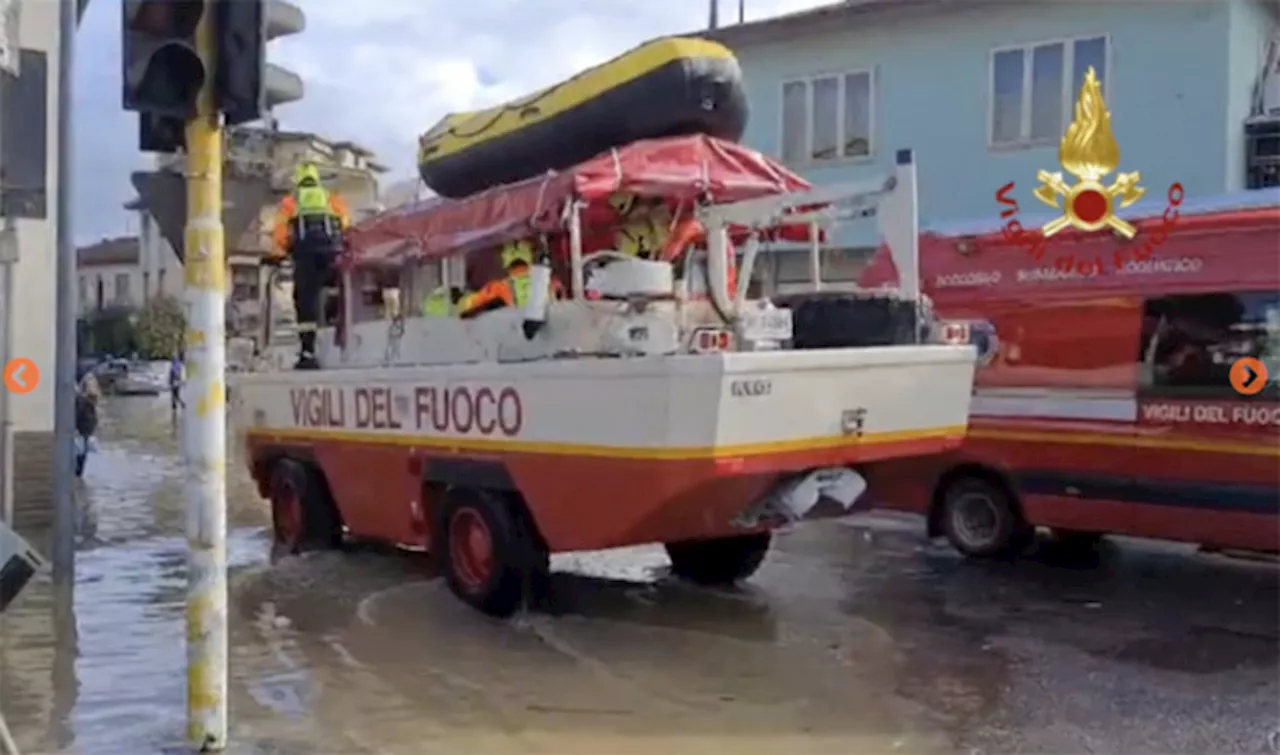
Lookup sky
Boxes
[75,0,836,244]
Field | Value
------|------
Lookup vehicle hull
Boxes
[233,346,976,552]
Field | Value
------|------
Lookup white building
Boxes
[2,0,61,530]
[75,234,182,316]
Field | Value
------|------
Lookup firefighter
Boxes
[458,239,563,317]
[609,192,673,259]
[608,191,738,296]
[269,162,352,369]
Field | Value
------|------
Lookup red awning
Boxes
[343,135,815,269]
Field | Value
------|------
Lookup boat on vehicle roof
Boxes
[417,36,748,199]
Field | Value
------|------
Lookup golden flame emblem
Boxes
[1033,67,1145,238]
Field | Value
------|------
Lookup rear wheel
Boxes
[269,458,342,555]
[437,489,548,618]
[939,476,1032,559]
[664,532,772,585]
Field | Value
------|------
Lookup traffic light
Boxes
[215,0,305,126]
[121,0,208,118]
[124,0,306,152]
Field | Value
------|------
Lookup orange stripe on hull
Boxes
[245,427,964,552]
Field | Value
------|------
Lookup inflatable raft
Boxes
[417,36,748,199]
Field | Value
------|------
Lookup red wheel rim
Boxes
[272,479,303,549]
[448,507,494,592]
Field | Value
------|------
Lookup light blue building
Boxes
[708,0,1278,284]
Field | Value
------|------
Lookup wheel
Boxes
[268,458,342,555]
[664,532,772,585]
[436,489,547,618]
[939,476,1032,559]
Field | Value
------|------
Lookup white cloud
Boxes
[74,0,834,241]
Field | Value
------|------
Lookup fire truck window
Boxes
[1138,291,1280,399]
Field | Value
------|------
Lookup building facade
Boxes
[711,0,1278,278]
[2,0,61,531]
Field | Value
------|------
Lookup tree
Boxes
[134,295,186,359]
[81,306,139,357]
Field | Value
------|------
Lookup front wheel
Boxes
[268,458,342,555]
[938,476,1032,559]
[664,532,772,585]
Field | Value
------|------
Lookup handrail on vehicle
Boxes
[696,148,921,322]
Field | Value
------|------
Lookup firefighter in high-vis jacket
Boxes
[609,192,673,259]
[457,239,564,317]
[269,163,352,369]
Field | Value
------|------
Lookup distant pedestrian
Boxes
[75,375,100,478]
[169,353,185,415]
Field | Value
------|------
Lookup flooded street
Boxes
[2,397,1277,754]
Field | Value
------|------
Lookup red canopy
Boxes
[344,135,815,269]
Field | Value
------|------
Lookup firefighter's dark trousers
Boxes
[291,237,339,359]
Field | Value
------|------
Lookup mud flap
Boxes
[732,467,869,528]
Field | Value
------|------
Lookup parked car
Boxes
[95,359,166,396]
[91,359,131,394]
[117,361,168,396]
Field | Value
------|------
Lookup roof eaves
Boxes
[702,0,985,47]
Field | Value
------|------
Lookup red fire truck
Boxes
[858,189,1280,557]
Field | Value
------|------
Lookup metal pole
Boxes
[183,3,228,749]
[0,0,16,529]
[50,0,77,585]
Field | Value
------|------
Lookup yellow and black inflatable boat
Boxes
[417,36,748,199]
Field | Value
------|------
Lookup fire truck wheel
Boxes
[664,532,772,585]
[940,476,1032,558]
[437,490,546,618]
[269,458,342,555]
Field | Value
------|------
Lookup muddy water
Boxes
[0,397,950,754]
[2,397,1277,754]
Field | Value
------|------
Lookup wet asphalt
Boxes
[0,397,1277,754]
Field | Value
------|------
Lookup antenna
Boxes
[738,0,745,23]
[708,0,718,29]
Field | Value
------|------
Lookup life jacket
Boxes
[614,207,673,259]
[421,286,454,317]
[292,184,340,244]
[509,268,533,308]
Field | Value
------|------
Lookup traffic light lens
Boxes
[138,44,204,112]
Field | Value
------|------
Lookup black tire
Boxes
[775,292,918,349]
[268,458,342,555]
[664,532,772,585]
[436,489,547,618]
[939,476,1032,559]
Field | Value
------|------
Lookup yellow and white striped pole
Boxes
[183,2,228,750]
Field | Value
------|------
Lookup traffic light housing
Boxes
[124,0,306,152]
[215,0,305,126]
[122,0,208,118]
